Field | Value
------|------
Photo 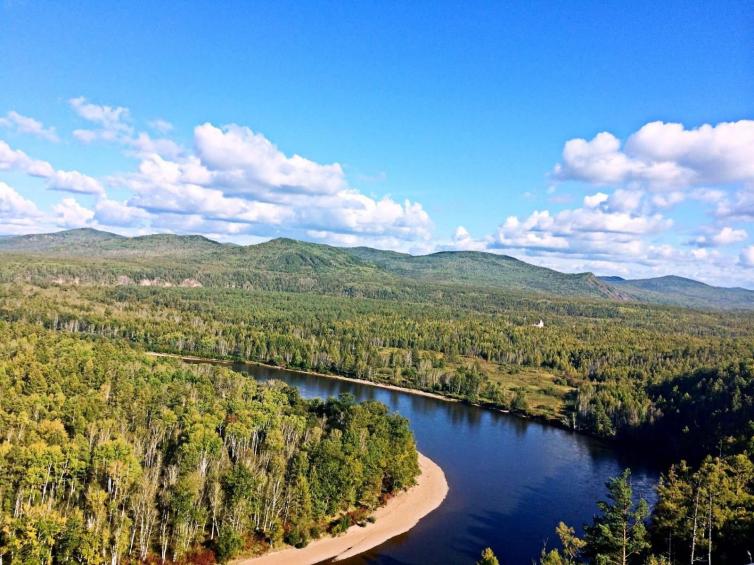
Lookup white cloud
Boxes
[584,192,609,208]
[0,111,59,142]
[554,131,690,188]
[740,246,754,268]
[449,226,492,251]
[712,226,748,246]
[693,226,748,248]
[3,99,752,287]
[128,132,182,158]
[691,188,726,204]
[0,140,54,177]
[93,198,151,227]
[47,169,104,195]
[555,120,754,189]
[69,97,180,158]
[69,97,132,138]
[0,140,103,195]
[194,123,347,196]
[0,181,42,223]
[102,123,432,245]
[651,191,685,208]
[72,129,99,143]
[0,183,95,236]
[607,189,643,212]
[53,197,95,228]
[717,186,754,221]
[496,213,569,250]
[492,196,672,263]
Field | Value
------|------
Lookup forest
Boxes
[0,321,419,563]
[0,236,753,563]
[1,282,752,460]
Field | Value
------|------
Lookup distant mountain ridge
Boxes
[600,274,754,310]
[0,229,751,309]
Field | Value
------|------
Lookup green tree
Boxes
[584,469,649,565]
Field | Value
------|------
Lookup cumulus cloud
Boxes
[0,181,43,225]
[47,170,104,195]
[104,123,432,245]
[606,189,643,212]
[741,246,754,268]
[584,192,609,208]
[194,123,347,196]
[0,111,59,142]
[492,195,672,264]
[0,182,95,235]
[70,97,132,140]
[53,197,95,228]
[92,198,150,228]
[449,226,492,251]
[555,120,754,189]
[693,226,748,247]
[70,97,180,158]
[711,227,748,246]
[717,186,754,221]
[0,140,54,177]
[651,191,685,208]
[0,140,103,195]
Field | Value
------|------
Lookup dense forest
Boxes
[0,322,419,563]
[1,282,752,461]
[1,231,753,563]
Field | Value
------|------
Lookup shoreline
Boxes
[232,453,448,565]
[145,351,577,432]
[146,351,460,403]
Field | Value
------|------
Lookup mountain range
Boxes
[0,228,752,310]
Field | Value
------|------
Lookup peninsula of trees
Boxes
[0,322,420,563]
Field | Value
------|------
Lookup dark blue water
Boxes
[236,363,660,565]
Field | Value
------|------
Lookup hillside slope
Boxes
[602,275,754,310]
[0,229,752,308]
[344,247,627,299]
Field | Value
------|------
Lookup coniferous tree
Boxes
[583,470,649,565]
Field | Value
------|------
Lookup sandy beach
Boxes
[233,453,448,565]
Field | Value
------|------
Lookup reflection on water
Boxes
[235,363,660,565]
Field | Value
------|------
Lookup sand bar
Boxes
[233,453,448,565]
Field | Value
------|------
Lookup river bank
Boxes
[146,351,461,403]
[232,453,448,565]
[145,351,585,437]
[146,349,660,563]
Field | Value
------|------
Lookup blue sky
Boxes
[1,1,753,286]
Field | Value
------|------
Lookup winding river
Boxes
[234,363,660,564]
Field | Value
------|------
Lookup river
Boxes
[233,362,660,564]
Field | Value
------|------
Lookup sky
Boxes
[1,1,753,287]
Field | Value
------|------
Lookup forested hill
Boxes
[0,228,227,257]
[0,228,752,309]
[342,246,627,300]
[600,274,754,310]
